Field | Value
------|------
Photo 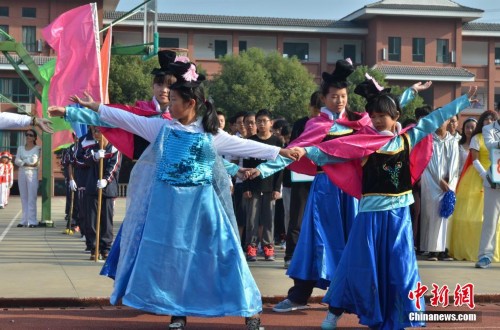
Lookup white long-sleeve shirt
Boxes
[15,146,41,170]
[0,113,32,129]
[98,104,280,160]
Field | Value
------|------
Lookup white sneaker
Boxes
[321,311,343,330]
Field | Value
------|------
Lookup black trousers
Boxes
[86,196,114,254]
[285,181,312,261]
[287,278,316,305]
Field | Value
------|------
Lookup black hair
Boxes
[26,128,38,144]
[310,91,322,109]
[365,93,401,119]
[458,117,478,145]
[170,84,219,134]
[256,109,272,120]
[244,111,256,121]
[216,110,225,116]
[415,105,432,121]
[272,119,291,137]
[472,110,498,138]
[153,74,176,86]
[402,118,417,128]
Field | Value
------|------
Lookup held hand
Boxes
[94,149,106,160]
[279,148,299,161]
[69,179,78,192]
[439,179,450,192]
[70,91,100,112]
[47,106,66,118]
[236,167,251,180]
[243,191,252,199]
[247,168,261,180]
[97,179,108,189]
[272,191,281,200]
[466,86,478,102]
[289,147,307,160]
[36,117,54,133]
[411,81,432,93]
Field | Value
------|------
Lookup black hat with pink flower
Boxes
[167,59,206,88]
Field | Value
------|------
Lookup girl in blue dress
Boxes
[49,60,297,330]
[290,79,477,329]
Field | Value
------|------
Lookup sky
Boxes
[116,0,500,23]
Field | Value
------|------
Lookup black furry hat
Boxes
[354,73,391,102]
[321,58,354,88]
[168,61,206,88]
[150,50,177,76]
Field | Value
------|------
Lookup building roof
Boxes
[462,22,500,37]
[373,64,475,82]
[342,0,483,22]
[104,11,367,34]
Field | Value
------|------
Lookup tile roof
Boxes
[366,3,483,13]
[374,65,475,79]
[463,23,500,32]
[105,11,364,29]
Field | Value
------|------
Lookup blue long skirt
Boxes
[287,173,358,289]
[323,206,425,329]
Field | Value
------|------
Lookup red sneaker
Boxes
[246,244,257,262]
[263,245,275,261]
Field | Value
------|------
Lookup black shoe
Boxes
[245,317,261,330]
[438,251,454,261]
[169,316,186,330]
[28,225,38,228]
[17,224,25,228]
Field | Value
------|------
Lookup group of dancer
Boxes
[40,49,479,330]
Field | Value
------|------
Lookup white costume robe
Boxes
[420,132,459,252]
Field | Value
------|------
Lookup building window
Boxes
[0,78,33,103]
[22,26,36,52]
[0,131,22,158]
[437,39,449,63]
[214,40,227,58]
[239,41,247,53]
[495,47,500,65]
[0,7,8,17]
[343,44,356,63]
[0,25,8,41]
[388,37,401,61]
[283,42,309,61]
[412,38,425,62]
[159,37,179,48]
[22,7,36,18]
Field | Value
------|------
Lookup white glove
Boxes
[69,179,78,192]
[97,179,108,189]
[93,149,106,160]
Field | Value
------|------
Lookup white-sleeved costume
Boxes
[0,113,32,129]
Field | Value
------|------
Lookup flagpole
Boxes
[94,138,104,262]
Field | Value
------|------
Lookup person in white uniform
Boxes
[476,117,500,268]
[0,112,53,133]
[15,129,41,228]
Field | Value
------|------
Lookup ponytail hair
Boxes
[170,84,219,134]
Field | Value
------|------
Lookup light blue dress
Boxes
[112,126,261,317]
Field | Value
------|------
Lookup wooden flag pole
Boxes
[94,138,104,262]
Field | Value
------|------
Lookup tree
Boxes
[347,66,426,122]
[108,55,157,104]
[209,48,317,122]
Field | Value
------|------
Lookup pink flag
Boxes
[42,3,102,105]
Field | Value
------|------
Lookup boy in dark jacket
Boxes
[85,126,121,260]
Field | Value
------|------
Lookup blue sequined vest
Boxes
[155,126,216,186]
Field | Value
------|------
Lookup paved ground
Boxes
[0,196,499,329]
